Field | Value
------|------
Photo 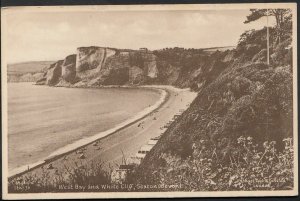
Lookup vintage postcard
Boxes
[1,3,298,199]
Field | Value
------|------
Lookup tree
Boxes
[244,9,292,44]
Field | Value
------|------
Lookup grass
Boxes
[8,61,55,74]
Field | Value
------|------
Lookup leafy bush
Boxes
[142,137,294,191]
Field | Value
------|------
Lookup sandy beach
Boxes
[8,85,197,180]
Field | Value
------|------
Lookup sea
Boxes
[7,83,161,171]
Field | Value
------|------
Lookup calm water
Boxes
[7,83,160,170]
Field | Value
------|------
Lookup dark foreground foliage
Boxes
[136,137,294,191]
[8,137,293,192]
[8,162,111,193]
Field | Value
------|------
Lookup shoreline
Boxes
[8,85,170,178]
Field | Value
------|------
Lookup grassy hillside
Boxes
[202,46,236,52]
[152,47,235,89]
[7,61,54,82]
[8,61,54,74]
[136,24,293,190]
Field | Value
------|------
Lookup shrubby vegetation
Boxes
[137,8,294,190]
[152,47,231,89]
[136,137,293,191]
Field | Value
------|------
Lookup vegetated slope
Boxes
[136,26,293,189]
[7,61,54,82]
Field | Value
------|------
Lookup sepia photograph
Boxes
[1,3,298,199]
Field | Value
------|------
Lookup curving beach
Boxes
[8,83,162,176]
[8,85,197,179]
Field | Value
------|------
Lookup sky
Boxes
[4,8,275,63]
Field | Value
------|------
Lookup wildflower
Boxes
[237,136,245,144]
[167,168,174,173]
[247,136,253,141]
[229,175,238,186]
[263,141,269,148]
[192,143,197,150]
[253,154,260,160]
[205,179,216,185]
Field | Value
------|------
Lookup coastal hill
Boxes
[7,61,54,82]
[35,46,236,90]
[136,26,293,188]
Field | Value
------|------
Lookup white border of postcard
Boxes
[1,3,298,199]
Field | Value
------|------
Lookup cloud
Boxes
[4,9,274,63]
[57,22,70,33]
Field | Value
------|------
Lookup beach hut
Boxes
[111,164,135,184]
[148,137,160,145]
[135,144,154,160]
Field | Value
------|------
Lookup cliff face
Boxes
[38,47,165,87]
[38,46,234,89]
[62,54,77,83]
[45,60,63,85]
[76,47,113,73]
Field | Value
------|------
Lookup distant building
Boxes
[139,48,148,52]
[174,47,184,51]
[120,51,130,56]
